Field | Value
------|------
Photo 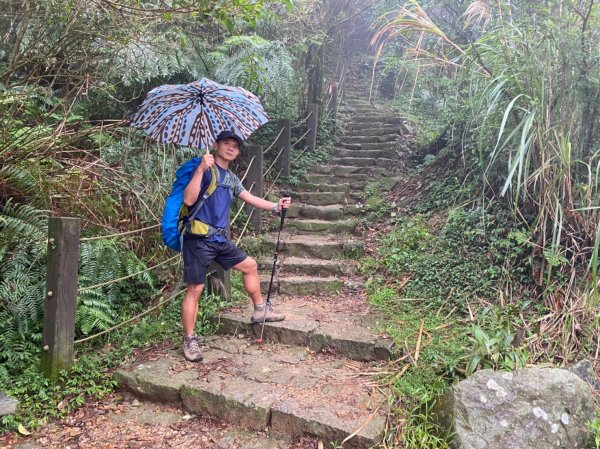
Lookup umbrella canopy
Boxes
[131,78,269,150]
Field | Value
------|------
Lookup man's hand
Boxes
[199,153,214,172]
[278,196,292,213]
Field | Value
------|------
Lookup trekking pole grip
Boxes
[279,192,291,229]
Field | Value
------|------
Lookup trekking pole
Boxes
[257,192,290,344]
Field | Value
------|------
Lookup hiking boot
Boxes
[251,302,285,323]
[183,335,203,362]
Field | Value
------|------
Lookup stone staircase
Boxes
[117,90,408,448]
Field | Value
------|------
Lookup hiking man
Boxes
[181,130,291,362]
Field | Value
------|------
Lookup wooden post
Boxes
[41,217,80,381]
[307,103,319,151]
[329,84,338,135]
[245,145,263,232]
[276,119,291,177]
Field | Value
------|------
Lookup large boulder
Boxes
[435,368,596,449]
[0,392,17,416]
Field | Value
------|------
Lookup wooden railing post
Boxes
[41,217,80,381]
[276,118,291,177]
[329,84,338,135]
[245,144,263,232]
[307,103,319,150]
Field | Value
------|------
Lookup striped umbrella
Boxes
[131,78,269,151]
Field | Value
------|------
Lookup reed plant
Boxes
[372,0,599,362]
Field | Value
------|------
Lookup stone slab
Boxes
[270,218,356,234]
[304,173,372,184]
[216,297,393,362]
[296,191,348,205]
[117,338,387,448]
[344,126,401,137]
[341,134,399,144]
[297,181,352,192]
[258,256,357,277]
[259,274,342,296]
[247,233,363,260]
[331,149,393,159]
[298,204,345,220]
[115,356,198,402]
[351,115,403,124]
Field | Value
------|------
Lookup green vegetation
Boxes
[363,1,599,445]
[0,0,346,434]
[1,0,598,445]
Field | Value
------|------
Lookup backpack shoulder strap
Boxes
[187,166,218,222]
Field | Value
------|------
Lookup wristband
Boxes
[273,202,279,214]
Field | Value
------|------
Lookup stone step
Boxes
[304,173,376,184]
[297,181,352,192]
[352,116,404,125]
[332,148,393,159]
[330,157,397,168]
[260,274,342,296]
[350,121,403,131]
[243,234,363,260]
[304,171,388,185]
[116,337,387,448]
[313,164,364,175]
[278,204,357,221]
[217,296,394,362]
[313,165,384,175]
[341,134,399,144]
[270,218,357,234]
[258,255,357,277]
[341,142,396,151]
[343,126,402,137]
[297,191,355,206]
[344,99,372,107]
[348,108,392,115]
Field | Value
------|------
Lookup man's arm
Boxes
[183,154,214,206]
[238,190,291,213]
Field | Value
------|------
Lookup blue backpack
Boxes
[161,158,217,252]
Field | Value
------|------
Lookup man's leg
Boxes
[232,256,285,323]
[182,239,216,362]
[182,283,204,337]
[181,283,205,362]
[232,257,261,305]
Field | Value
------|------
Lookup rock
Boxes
[568,359,600,393]
[435,368,596,449]
[0,391,18,416]
[401,122,414,135]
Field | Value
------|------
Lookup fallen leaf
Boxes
[17,424,31,435]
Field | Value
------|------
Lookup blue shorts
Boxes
[182,238,248,285]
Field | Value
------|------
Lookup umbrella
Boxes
[131,77,269,150]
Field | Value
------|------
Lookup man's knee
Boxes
[186,283,204,298]
[235,257,258,274]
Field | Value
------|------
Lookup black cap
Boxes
[216,130,244,147]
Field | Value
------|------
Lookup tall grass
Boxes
[372,0,600,362]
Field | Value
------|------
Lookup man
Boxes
[181,130,291,362]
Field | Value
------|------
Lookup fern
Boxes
[76,239,156,335]
[0,164,39,196]
[0,200,47,371]
[210,36,295,101]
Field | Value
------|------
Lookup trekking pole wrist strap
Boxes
[272,202,279,214]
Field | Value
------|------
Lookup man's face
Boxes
[216,138,240,162]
